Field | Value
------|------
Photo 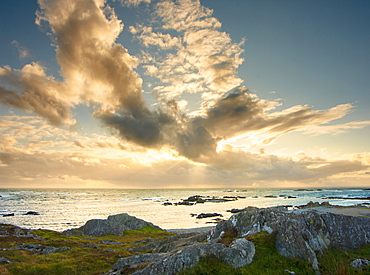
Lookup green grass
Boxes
[2,223,370,275]
[180,231,370,275]
[180,231,314,275]
[0,225,174,275]
[318,244,370,275]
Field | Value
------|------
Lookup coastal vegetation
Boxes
[180,231,370,275]
[0,224,174,275]
[1,205,370,275]
[1,222,369,274]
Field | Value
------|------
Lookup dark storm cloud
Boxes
[0,85,73,126]
[100,109,176,147]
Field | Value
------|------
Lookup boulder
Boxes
[72,213,161,237]
[110,235,255,275]
[217,238,255,268]
[132,243,226,275]
[80,219,126,237]
[107,213,160,231]
[209,206,370,271]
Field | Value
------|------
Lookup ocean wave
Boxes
[141,197,165,201]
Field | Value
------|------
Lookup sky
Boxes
[0,0,369,189]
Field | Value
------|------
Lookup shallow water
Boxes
[0,188,368,231]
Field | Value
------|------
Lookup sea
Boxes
[0,188,369,232]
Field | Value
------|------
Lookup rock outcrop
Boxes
[65,213,161,237]
[208,207,370,271]
[106,240,255,275]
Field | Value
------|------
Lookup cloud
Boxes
[131,26,181,49]
[133,0,244,102]
[100,108,176,147]
[1,0,370,188]
[115,0,151,7]
[11,40,32,60]
[36,0,146,114]
[0,63,75,126]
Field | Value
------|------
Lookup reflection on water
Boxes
[0,188,369,231]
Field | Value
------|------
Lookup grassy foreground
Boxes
[180,231,370,275]
[0,224,174,275]
[0,224,369,275]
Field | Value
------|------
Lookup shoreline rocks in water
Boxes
[163,194,246,206]
[321,196,370,200]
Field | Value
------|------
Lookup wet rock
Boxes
[23,211,40,215]
[184,195,206,203]
[223,196,238,200]
[322,196,370,200]
[2,213,14,217]
[296,201,330,209]
[196,213,223,219]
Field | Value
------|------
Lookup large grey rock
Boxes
[110,238,255,275]
[80,219,127,237]
[132,243,226,275]
[108,213,161,231]
[209,207,370,271]
[113,253,170,271]
[218,238,255,268]
[75,213,161,237]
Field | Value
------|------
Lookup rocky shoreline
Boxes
[1,202,370,274]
